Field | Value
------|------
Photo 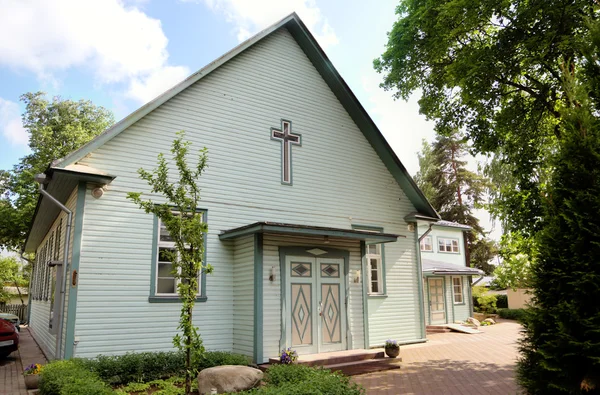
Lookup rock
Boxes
[198,365,263,395]
[466,317,481,327]
[483,318,496,325]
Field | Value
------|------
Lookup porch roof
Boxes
[422,258,484,276]
[219,221,402,243]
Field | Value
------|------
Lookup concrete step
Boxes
[269,349,384,367]
[325,357,402,376]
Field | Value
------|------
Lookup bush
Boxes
[475,293,497,314]
[497,308,527,322]
[237,364,364,395]
[39,360,113,395]
[75,350,249,386]
[75,351,185,385]
[495,294,508,309]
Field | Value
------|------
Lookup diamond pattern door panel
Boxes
[291,283,313,346]
[321,283,341,344]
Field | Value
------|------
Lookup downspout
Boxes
[19,252,34,324]
[35,174,72,360]
[419,223,434,243]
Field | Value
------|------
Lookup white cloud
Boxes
[127,66,190,104]
[0,98,27,147]
[0,0,189,103]
[198,0,339,48]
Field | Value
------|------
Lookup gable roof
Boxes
[53,13,438,218]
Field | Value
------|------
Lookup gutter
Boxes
[35,174,72,360]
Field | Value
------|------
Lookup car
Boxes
[0,313,20,331]
[0,319,19,359]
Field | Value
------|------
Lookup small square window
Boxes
[420,236,433,252]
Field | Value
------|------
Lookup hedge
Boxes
[497,308,528,322]
[75,350,250,386]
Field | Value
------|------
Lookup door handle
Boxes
[319,301,323,316]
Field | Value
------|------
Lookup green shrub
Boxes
[236,364,364,395]
[197,351,250,371]
[75,351,185,385]
[495,294,508,309]
[475,293,497,314]
[39,360,113,395]
[75,350,249,386]
[497,308,527,322]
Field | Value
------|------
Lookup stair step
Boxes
[325,358,402,376]
[269,350,384,367]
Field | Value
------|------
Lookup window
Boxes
[152,211,207,301]
[452,277,464,304]
[366,243,383,295]
[438,238,460,253]
[420,236,433,252]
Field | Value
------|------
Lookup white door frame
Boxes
[428,277,447,325]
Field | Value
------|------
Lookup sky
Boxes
[0,0,500,239]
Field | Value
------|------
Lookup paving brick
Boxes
[353,319,523,395]
[0,327,47,395]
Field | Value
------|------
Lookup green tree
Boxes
[376,1,600,391]
[0,92,114,251]
[128,131,212,395]
[0,255,27,304]
[516,57,600,394]
[374,0,597,235]
[492,232,535,290]
[414,132,496,273]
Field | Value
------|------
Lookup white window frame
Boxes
[438,237,460,253]
[420,236,433,252]
[155,215,203,297]
[366,243,384,295]
[452,277,464,304]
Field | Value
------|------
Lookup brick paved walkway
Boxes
[0,327,47,395]
[354,319,523,395]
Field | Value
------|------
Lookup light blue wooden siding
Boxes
[29,187,77,359]
[452,276,470,322]
[367,223,424,346]
[418,226,467,267]
[232,236,254,357]
[72,28,421,358]
[262,234,364,363]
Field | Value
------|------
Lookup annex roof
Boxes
[51,12,438,219]
[422,258,484,276]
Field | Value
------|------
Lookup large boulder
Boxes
[198,365,263,394]
[483,318,496,325]
[466,317,481,327]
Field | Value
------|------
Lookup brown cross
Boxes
[271,119,301,184]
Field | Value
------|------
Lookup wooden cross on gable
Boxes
[270,119,301,184]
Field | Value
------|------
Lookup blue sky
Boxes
[0,0,499,238]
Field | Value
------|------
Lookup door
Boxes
[428,277,446,324]
[286,255,346,355]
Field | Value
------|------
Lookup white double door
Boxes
[285,255,346,354]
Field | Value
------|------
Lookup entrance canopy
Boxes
[219,222,401,244]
